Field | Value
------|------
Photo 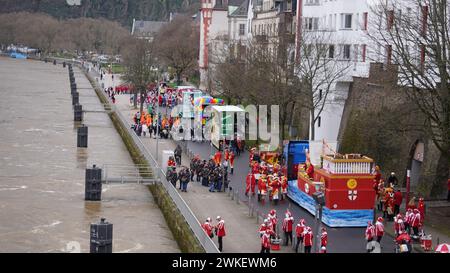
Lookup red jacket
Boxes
[394,191,403,206]
[282,217,294,232]
[295,224,305,237]
[261,233,271,248]
[365,225,375,240]
[411,213,421,227]
[202,222,213,237]
[375,222,384,237]
[321,231,328,247]
[304,231,313,246]
[229,153,235,167]
[216,220,226,237]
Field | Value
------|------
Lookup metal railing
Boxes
[102,164,155,184]
[82,64,219,253]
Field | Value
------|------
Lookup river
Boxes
[0,57,179,253]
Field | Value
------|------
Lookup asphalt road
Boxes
[185,140,397,253]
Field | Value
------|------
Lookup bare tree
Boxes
[295,31,352,140]
[154,15,199,85]
[212,33,300,142]
[122,38,157,114]
[368,0,450,197]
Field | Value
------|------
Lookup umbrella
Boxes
[435,243,450,253]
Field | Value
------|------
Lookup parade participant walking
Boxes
[394,214,405,237]
[215,216,226,252]
[393,189,403,216]
[405,208,413,235]
[174,144,182,165]
[295,219,306,253]
[282,211,294,246]
[365,221,375,243]
[417,197,425,224]
[375,217,384,243]
[303,227,313,253]
[258,175,267,203]
[214,150,222,166]
[259,219,270,237]
[411,209,421,238]
[229,151,235,175]
[320,228,328,253]
[260,229,271,253]
[202,217,214,239]
[245,171,255,196]
[268,210,278,235]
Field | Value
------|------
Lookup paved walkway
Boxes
[91,69,293,253]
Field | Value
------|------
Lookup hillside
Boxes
[0,0,200,27]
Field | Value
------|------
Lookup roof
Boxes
[212,105,245,112]
[230,0,249,17]
[214,0,246,10]
[132,20,167,36]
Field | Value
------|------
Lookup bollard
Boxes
[85,164,102,201]
[74,104,83,121]
[72,91,79,105]
[256,210,260,224]
[77,124,88,148]
[90,218,113,253]
[235,190,239,204]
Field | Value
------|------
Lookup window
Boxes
[361,44,366,62]
[362,12,368,30]
[318,116,321,127]
[343,44,351,59]
[342,14,352,29]
[305,18,319,30]
[319,89,323,100]
[353,44,359,61]
[328,45,335,58]
[239,24,245,36]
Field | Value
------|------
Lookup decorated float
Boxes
[286,141,376,227]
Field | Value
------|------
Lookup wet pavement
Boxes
[0,57,179,253]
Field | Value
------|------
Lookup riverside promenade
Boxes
[88,66,293,253]
[91,65,450,253]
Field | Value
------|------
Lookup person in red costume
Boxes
[295,219,306,253]
[320,227,328,251]
[270,175,282,205]
[229,151,235,174]
[373,165,382,183]
[417,197,425,225]
[260,229,272,253]
[251,161,260,174]
[280,175,288,201]
[214,151,222,166]
[245,172,256,196]
[303,227,313,253]
[305,160,314,179]
[258,176,267,204]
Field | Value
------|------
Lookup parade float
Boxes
[285,141,375,227]
[210,105,245,149]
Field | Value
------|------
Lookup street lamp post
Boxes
[312,188,325,253]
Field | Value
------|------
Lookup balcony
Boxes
[322,154,373,174]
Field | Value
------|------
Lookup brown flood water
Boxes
[0,57,179,253]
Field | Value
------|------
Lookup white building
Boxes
[296,0,374,142]
[199,0,247,90]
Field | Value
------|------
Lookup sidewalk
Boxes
[96,71,294,253]
[375,204,450,253]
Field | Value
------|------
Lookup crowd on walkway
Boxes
[246,148,289,206]
[365,166,430,253]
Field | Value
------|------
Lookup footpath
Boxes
[91,68,294,253]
